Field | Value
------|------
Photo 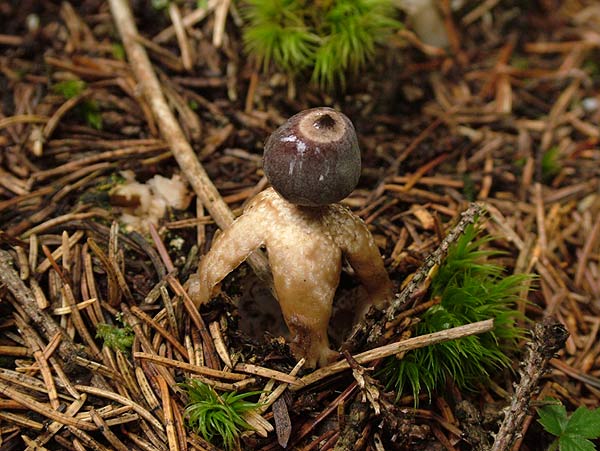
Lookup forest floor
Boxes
[0,1,599,450]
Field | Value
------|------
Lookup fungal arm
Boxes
[191,204,267,307]
[329,206,393,316]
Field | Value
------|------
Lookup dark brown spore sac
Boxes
[263,107,361,206]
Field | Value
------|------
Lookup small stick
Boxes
[52,298,97,315]
[115,351,143,400]
[14,245,29,280]
[72,356,121,380]
[171,396,189,451]
[298,319,494,390]
[259,358,305,412]
[343,351,381,415]
[108,0,272,287]
[387,202,483,319]
[86,238,124,306]
[35,231,84,274]
[66,425,112,451]
[212,0,231,47]
[136,367,161,412]
[0,114,48,129]
[25,395,87,451]
[153,0,219,43]
[149,223,175,273]
[13,316,60,409]
[160,286,180,339]
[235,363,302,386]
[490,318,568,451]
[0,250,88,372]
[574,213,600,288]
[120,304,181,391]
[293,383,358,445]
[126,431,164,451]
[0,411,44,430]
[61,284,102,357]
[0,346,30,356]
[168,276,220,369]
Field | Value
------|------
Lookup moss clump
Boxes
[242,0,401,89]
[381,223,529,402]
[184,379,262,450]
[96,318,134,353]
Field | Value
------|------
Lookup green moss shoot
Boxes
[380,223,530,402]
[184,379,262,450]
[96,321,134,353]
[53,79,86,99]
[242,0,400,89]
[52,79,102,130]
[541,146,561,181]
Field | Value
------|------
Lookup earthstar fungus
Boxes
[263,107,361,206]
[192,107,393,368]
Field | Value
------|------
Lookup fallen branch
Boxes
[108,0,271,285]
[0,249,89,372]
[490,318,568,451]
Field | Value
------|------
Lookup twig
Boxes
[343,351,381,415]
[235,363,302,386]
[0,249,89,372]
[107,0,272,287]
[387,203,483,318]
[209,321,232,367]
[13,315,60,409]
[130,306,188,359]
[90,409,130,451]
[490,318,568,451]
[574,213,600,288]
[167,275,220,369]
[259,358,305,412]
[296,319,494,390]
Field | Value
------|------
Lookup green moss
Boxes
[96,319,134,353]
[53,79,87,99]
[541,146,561,182]
[79,99,103,130]
[242,0,401,89]
[380,223,529,403]
[112,43,126,60]
[184,379,262,450]
[52,79,102,130]
[152,0,170,10]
